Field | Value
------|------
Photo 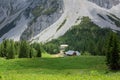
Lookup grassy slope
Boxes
[0,56,120,80]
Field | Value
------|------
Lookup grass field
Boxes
[0,55,120,80]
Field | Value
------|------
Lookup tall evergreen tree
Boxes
[36,44,41,57]
[14,41,20,55]
[0,44,3,57]
[2,40,9,57]
[37,47,41,57]
[32,43,42,57]
[29,48,32,58]
[7,40,15,59]
[106,32,120,70]
[19,41,30,58]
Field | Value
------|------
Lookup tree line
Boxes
[0,40,42,59]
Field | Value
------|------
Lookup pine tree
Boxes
[14,41,20,55]
[19,41,30,58]
[0,42,5,57]
[37,48,41,57]
[31,43,42,57]
[0,44,3,57]
[106,32,120,70]
[36,44,41,57]
[7,40,15,59]
[0,44,2,57]
[2,40,9,57]
[29,47,34,58]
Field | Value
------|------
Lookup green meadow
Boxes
[0,55,120,80]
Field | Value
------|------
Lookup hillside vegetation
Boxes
[44,17,120,55]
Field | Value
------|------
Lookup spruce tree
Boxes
[3,40,9,57]
[0,42,5,57]
[14,41,20,55]
[29,47,33,58]
[19,41,30,58]
[32,43,42,57]
[36,44,41,57]
[106,32,120,70]
[37,48,41,57]
[7,40,15,59]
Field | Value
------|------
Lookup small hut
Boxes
[60,44,68,54]
[65,50,81,56]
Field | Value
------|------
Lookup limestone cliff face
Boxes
[20,0,64,40]
[0,0,120,42]
[89,0,120,9]
[0,0,63,40]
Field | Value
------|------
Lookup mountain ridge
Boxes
[0,0,120,42]
[32,0,120,42]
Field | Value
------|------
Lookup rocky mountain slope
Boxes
[89,0,120,9]
[0,0,63,41]
[0,0,120,42]
[32,0,120,42]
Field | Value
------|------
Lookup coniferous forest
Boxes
[0,40,42,59]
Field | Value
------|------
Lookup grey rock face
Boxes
[0,0,31,37]
[20,0,64,40]
[0,0,63,40]
[0,0,29,18]
[88,0,120,9]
